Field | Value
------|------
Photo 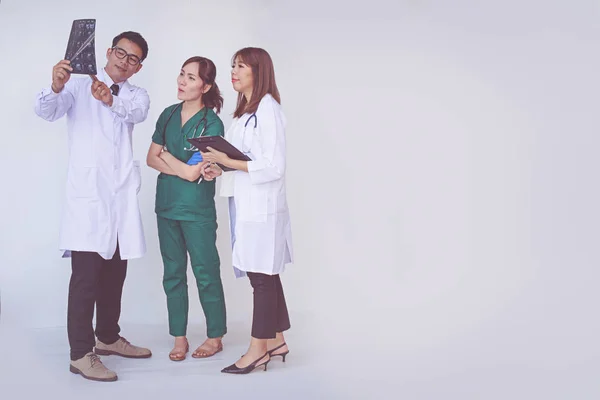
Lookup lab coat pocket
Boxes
[235,185,267,223]
[68,167,98,198]
[249,185,268,222]
[133,160,142,194]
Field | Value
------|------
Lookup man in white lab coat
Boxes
[34,31,152,382]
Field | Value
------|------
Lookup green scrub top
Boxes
[152,103,224,221]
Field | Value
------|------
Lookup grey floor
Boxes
[1,316,599,399]
[0,320,341,400]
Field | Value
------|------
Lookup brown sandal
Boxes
[192,341,223,358]
[169,343,189,361]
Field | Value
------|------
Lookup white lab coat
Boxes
[220,94,293,277]
[34,68,150,260]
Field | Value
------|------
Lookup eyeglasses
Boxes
[111,46,142,66]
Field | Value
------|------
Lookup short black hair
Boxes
[112,31,149,61]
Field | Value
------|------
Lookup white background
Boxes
[1,0,600,398]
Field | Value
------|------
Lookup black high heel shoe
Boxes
[267,342,289,362]
[221,352,270,374]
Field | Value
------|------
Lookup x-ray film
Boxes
[64,19,97,75]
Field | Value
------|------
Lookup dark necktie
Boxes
[110,84,120,96]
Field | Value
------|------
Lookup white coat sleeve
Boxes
[34,81,76,122]
[247,97,286,185]
[107,87,150,124]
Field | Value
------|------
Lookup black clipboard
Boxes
[187,136,251,172]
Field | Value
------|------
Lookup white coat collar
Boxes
[97,67,132,94]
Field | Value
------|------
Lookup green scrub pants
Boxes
[157,216,227,338]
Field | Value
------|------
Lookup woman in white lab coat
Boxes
[200,47,293,374]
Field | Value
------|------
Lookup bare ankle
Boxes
[268,334,285,346]
[247,339,268,356]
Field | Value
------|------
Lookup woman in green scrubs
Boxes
[146,56,226,361]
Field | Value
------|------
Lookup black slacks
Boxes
[247,272,291,339]
[67,244,127,360]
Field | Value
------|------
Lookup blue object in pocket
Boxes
[187,152,203,165]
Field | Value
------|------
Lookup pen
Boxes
[198,162,215,184]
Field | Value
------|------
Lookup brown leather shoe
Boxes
[95,337,152,359]
[69,352,118,382]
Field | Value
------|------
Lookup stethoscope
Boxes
[162,102,209,151]
[244,113,257,129]
[240,112,257,154]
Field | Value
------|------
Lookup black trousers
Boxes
[247,272,291,339]
[67,244,127,360]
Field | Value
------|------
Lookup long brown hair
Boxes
[232,47,281,118]
[182,56,224,114]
